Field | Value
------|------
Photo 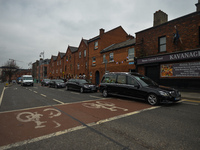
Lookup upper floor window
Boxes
[128,48,135,60]
[109,53,114,62]
[57,61,59,65]
[66,56,68,62]
[79,52,81,58]
[77,63,80,70]
[92,57,96,66]
[84,50,86,57]
[103,54,106,63]
[94,41,98,49]
[159,36,166,52]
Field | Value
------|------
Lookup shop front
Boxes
[137,48,200,88]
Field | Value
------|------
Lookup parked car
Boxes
[99,72,181,106]
[66,79,98,93]
[41,79,51,86]
[49,79,66,88]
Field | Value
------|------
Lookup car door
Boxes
[116,74,127,96]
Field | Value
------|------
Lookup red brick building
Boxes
[48,55,57,79]
[63,46,78,79]
[88,26,130,84]
[135,2,200,88]
[74,39,88,79]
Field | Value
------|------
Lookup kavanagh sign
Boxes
[137,49,200,65]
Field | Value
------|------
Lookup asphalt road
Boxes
[0,84,200,150]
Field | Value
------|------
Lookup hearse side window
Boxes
[117,75,126,84]
[127,76,135,85]
[102,74,116,83]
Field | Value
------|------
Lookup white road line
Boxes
[90,95,103,99]
[29,89,32,91]
[33,91,38,94]
[53,99,64,104]
[0,87,6,106]
[0,106,159,150]
[40,94,47,97]
[70,92,80,95]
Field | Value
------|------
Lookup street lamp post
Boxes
[40,51,44,80]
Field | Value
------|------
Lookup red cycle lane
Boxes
[0,98,153,148]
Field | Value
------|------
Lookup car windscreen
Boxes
[134,76,158,87]
[78,79,88,84]
[55,80,64,83]
[23,77,33,80]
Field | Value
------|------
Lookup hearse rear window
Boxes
[101,74,117,83]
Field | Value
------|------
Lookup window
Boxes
[92,57,96,66]
[84,50,86,57]
[103,54,106,63]
[109,53,114,62]
[159,36,166,52]
[60,69,62,73]
[66,56,68,62]
[77,63,80,70]
[128,48,135,60]
[102,74,117,83]
[79,52,81,58]
[117,75,126,84]
[94,41,98,49]
[57,61,59,65]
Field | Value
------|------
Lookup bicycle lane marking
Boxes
[0,98,154,148]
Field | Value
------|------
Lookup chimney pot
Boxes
[100,28,105,35]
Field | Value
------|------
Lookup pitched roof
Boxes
[88,26,126,43]
[69,46,78,53]
[59,52,65,58]
[100,38,135,53]
[51,55,57,61]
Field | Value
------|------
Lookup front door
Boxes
[95,71,100,85]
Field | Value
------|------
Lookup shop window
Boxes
[159,36,166,52]
[128,48,134,60]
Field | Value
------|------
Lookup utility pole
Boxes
[40,51,45,80]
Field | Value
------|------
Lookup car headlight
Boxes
[84,85,89,88]
[159,91,169,96]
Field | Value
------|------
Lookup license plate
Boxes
[175,97,181,101]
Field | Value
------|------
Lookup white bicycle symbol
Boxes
[82,101,128,112]
[16,108,62,129]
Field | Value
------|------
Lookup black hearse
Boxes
[99,72,181,106]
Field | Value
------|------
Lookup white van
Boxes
[21,75,34,86]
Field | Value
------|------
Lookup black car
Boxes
[99,72,181,106]
[49,79,66,88]
[41,79,51,86]
[66,79,98,93]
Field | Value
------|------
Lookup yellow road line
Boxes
[182,99,200,103]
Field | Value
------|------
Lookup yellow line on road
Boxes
[0,87,6,106]
[182,99,200,103]
[53,99,64,104]
[33,91,38,93]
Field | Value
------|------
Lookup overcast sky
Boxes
[0,0,198,69]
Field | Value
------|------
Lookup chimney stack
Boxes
[100,28,105,35]
[153,10,168,26]
[196,0,200,11]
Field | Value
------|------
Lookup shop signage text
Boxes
[137,49,200,65]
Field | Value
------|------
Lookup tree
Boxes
[1,60,19,83]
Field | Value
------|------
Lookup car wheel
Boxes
[147,94,159,106]
[102,89,108,97]
[80,87,84,93]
